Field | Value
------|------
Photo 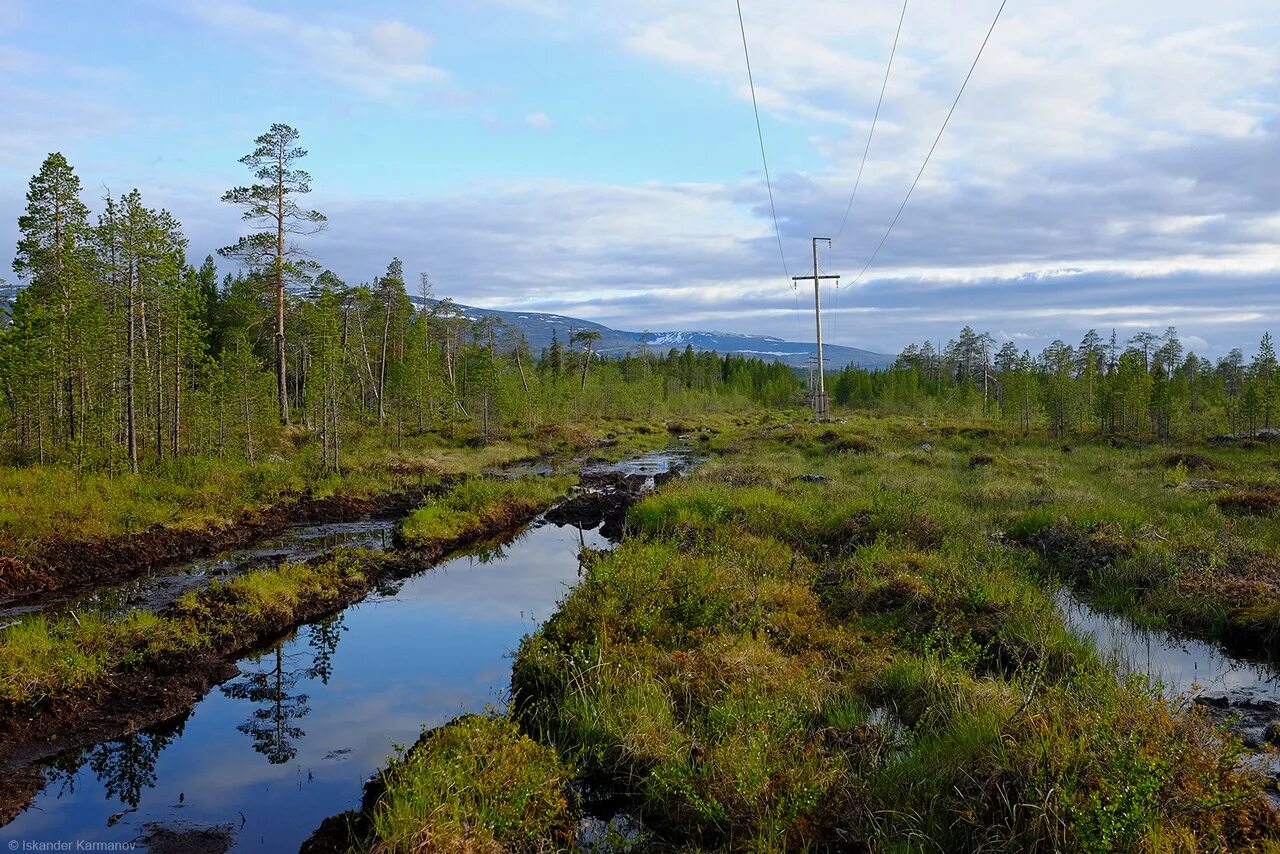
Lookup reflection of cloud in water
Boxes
[384,523,610,623]
[1058,590,1280,700]
[11,517,606,851]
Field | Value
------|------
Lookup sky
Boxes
[1,0,1278,359]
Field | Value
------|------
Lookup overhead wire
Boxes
[833,0,909,247]
[735,0,791,283]
[849,0,1009,287]
[734,0,805,345]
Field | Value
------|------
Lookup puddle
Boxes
[1056,590,1280,702]
[4,521,607,850]
[1058,589,1280,789]
[0,520,396,624]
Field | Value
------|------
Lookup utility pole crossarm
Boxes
[792,275,841,281]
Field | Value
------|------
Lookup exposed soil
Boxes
[544,471,649,541]
[1195,690,1280,751]
[1015,522,1131,585]
[0,497,552,823]
[0,484,447,611]
[1217,490,1280,517]
[1163,452,1219,471]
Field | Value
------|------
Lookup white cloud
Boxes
[187,2,445,99]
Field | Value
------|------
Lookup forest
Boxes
[0,132,799,478]
[833,325,1280,439]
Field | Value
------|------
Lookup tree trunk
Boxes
[125,262,138,473]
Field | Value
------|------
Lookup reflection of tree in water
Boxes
[221,616,345,763]
[469,541,509,564]
[306,614,346,685]
[44,714,188,808]
[222,640,310,764]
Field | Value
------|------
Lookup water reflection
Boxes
[3,450,691,851]
[1057,589,1280,701]
[0,521,395,624]
[5,521,611,851]
[45,716,189,811]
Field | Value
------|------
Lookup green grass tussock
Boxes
[398,475,576,549]
[492,417,1280,851]
[0,551,373,706]
[368,715,576,854]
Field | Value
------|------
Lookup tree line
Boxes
[832,325,1280,438]
[0,126,801,474]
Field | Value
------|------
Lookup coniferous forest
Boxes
[8,126,1280,854]
[0,127,799,476]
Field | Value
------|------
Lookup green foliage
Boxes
[835,325,1280,440]
[398,476,575,548]
[0,551,372,705]
[368,714,576,853]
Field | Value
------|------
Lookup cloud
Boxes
[474,0,1280,289]
[187,2,445,99]
[4,0,1280,362]
[524,112,554,130]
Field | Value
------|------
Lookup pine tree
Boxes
[13,153,94,451]
[220,124,326,426]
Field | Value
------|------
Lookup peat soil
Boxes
[0,449,695,844]
[0,485,447,612]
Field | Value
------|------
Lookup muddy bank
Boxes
[0,484,448,610]
[0,497,554,822]
[544,461,687,542]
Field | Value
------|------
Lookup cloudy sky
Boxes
[1,0,1278,358]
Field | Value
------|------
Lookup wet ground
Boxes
[0,449,693,851]
[1058,590,1280,790]
[0,521,396,626]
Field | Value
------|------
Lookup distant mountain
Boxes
[423,301,895,371]
[0,283,895,371]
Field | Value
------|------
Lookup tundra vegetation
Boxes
[353,415,1280,853]
[8,134,1280,851]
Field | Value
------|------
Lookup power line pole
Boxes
[793,237,838,422]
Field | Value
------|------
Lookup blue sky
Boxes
[2,0,1279,358]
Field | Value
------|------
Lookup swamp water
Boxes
[2,450,693,852]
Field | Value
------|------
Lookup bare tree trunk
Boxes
[155,311,164,460]
[275,163,290,425]
[125,262,138,473]
[172,301,181,457]
[378,305,391,425]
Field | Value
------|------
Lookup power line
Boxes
[735,0,790,280]
[834,0,908,246]
[849,0,1008,286]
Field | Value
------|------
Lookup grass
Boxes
[0,417,676,560]
[366,714,576,854]
[0,551,372,706]
[398,476,577,549]
[378,413,1280,852]
[0,469,582,709]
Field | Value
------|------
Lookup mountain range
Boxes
[0,283,895,371]
[429,302,895,371]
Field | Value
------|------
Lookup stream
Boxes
[0,449,693,852]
